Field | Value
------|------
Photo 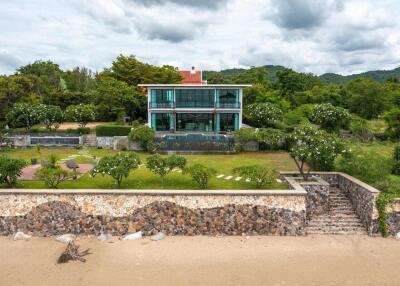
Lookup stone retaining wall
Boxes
[386,199,400,236]
[0,189,307,236]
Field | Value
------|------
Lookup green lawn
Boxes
[1,148,297,190]
[345,140,396,158]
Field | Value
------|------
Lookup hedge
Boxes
[95,125,132,137]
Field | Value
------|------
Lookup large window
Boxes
[177,113,214,132]
[153,113,173,131]
[217,89,239,108]
[150,89,173,108]
[219,113,236,132]
[175,89,214,108]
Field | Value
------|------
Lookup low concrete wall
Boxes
[96,136,113,148]
[0,189,307,236]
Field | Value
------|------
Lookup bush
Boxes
[335,149,393,185]
[348,116,373,142]
[65,104,96,127]
[6,103,40,130]
[234,128,258,142]
[95,125,132,137]
[128,125,155,150]
[35,166,75,189]
[288,125,346,180]
[233,165,275,189]
[146,154,186,184]
[76,127,91,135]
[0,155,26,187]
[383,108,400,138]
[183,164,216,189]
[91,152,141,188]
[392,144,400,175]
[36,104,64,130]
[245,103,283,128]
[257,128,287,150]
[310,103,351,132]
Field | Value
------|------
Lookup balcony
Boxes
[149,102,174,109]
[175,101,215,108]
[149,101,241,109]
[216,102,241,109]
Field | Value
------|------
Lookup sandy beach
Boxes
[0,235,399,286]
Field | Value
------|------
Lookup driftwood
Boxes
[57,242,91,264]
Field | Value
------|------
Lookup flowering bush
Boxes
[65,104,96,127]
[91,152,140,188]
[6,103,40,130]
[288,125,346,180]
[245,103,283,128]
[36,104,64,130]
[310,103,351,132]
[233,165,275,189]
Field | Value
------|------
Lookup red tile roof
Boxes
[179,70,203,84]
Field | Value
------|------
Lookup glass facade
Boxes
[176,113,214,132]
[175,89,215,108]
[152,113,174,131]
[150,89,174,108]
[216,89,239,108]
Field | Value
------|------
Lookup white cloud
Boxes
[0,0,399,75]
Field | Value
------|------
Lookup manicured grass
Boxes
[1,148,296,190]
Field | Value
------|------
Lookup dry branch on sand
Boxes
[57,242,91,264]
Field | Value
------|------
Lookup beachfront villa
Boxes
[139,68,251,133]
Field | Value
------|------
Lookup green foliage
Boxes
[95,125,132,137]
[391,144,400,175]
[233,165,275,189]
[91,152,140,187]
[257,128,287,150]
[349,116,373,142]
[183,164,217,189]
[6,103,40,129]
[34,166,74,189]
[128,125,155,150]
[383,108,400,138]
[289,126,345,180]
[0,155,26,187]
[310,103,351,132]
[376,184,400,237]
[65,104,96,127]
[146,154,187,184]
[245,102,283,128]
[36,104,64,130]
[346,78,389,119]
[234,128,258,142]
[335,149,393,185]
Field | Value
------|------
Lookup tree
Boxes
[0,155,26,187]
[146,154,186,184]
[310,103,351,132]
[233,165,275,189]
[383,108,400,138]
[245,102,283,128]
[288,125,345,180]
[65,104,96,127]
[128,125,156,150]
[91,153,141,188]
[346,78,389,119]
[6,103,40,129]
[36,104,64,130]
[35,166,74,189]
[183,164,216,189]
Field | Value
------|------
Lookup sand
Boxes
[0,235,399,286]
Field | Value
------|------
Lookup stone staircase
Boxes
[306,187,367,235]
[83,135,97,147]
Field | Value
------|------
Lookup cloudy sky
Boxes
[0,0,399,75]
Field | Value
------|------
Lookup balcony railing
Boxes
[149,101,241,109]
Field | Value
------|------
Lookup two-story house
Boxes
[139,68,251,134]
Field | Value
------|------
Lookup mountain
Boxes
[204,65,400,84]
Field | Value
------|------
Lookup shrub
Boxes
[6,103,40,130]
[65,104,96,127]
[0,155,26,187]
[35,166,75,189]
[257,128,287,150]
[95,125,132,137]
[183,164,216,189]
[383,108,400,138]
[245,103,283,128]
[391,144,400,175]
[335,149,393,185]
[234,128,258,142]
[233,165,275,189]
[288,125,346,180]
[128,125,155,150]
[91,152,140,188]
[310,103,351,132]
[349,116,373,142]
[76,127,91,135]
[36,104,64,130]
[146,154,186,184]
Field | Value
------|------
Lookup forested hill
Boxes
[203,65,400,84]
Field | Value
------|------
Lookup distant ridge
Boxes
[204,65,400,84]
